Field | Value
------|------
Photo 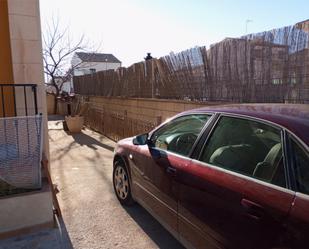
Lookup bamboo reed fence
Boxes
[74,22,309,103]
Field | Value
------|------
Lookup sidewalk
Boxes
[0,116,183,249]
[0,217,73,249]
[48,116,183,249]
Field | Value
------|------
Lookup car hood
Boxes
[117,137,134,146]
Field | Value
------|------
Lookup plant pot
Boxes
[62,120,69,131]
[65,115,84,133]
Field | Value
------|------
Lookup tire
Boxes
[113,161,134,206]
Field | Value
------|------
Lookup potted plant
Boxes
[65,115,84,133]
[63,95,88,133]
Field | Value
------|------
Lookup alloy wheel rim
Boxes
[114,166,129,200]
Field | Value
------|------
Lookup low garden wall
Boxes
[75,95,222,141]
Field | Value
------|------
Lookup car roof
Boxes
[182,104,309,147]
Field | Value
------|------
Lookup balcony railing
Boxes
[0,84,38,117]
[0,84,42,196]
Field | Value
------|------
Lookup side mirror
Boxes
[133,133,149,145]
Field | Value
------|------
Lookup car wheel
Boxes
[113,161,134,205]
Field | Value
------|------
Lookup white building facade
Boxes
[72,52,121,76]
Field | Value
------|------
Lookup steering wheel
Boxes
[175,133,197,155]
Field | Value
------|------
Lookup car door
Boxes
[285,136,309,248]
[130,114,211,238]
[177,115,295,249]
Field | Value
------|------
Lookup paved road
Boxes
[49,118,184,249]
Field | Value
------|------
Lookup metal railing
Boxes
[0,115,43,194]
[0,84,38,117]
[0,83,42,196]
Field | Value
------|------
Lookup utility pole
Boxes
[246,19,253,35]
[144,53,154,98]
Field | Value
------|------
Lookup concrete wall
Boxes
[46,94,55,115]
[7,0,49,159]
[0,0,53,238]
[74,96,223,141]
[84,96,219,123]
[8,0,44,86]
[0,183,53,237]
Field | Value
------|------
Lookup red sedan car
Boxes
[113,104,309,249]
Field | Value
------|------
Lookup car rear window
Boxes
[199,116,286,188]
[291,139,309,195]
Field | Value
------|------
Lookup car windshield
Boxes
[152,115,209,141]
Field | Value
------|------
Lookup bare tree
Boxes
[43,17,94,112]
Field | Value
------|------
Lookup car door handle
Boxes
[241,198,264,220]
[166,166,177,176]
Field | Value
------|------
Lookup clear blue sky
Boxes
[40,0,309,66]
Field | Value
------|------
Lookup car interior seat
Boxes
[253,143,282,182]
[209,144,256,174]
[206,119,258,174]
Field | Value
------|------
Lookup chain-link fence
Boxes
[74,21,309,103]
[0,115,43,196]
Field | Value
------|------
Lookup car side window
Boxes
[291,139,309,195]
[199,116,286,188]
[150,114,211,156]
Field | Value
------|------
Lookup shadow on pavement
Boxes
[56,217,74,249]
[0,216,74,249]
[70,132,114,152]
[124,205,184,249]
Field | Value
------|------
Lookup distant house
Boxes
[72,52,121,76]
[295,19,309,34]
[46,76,73,94]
